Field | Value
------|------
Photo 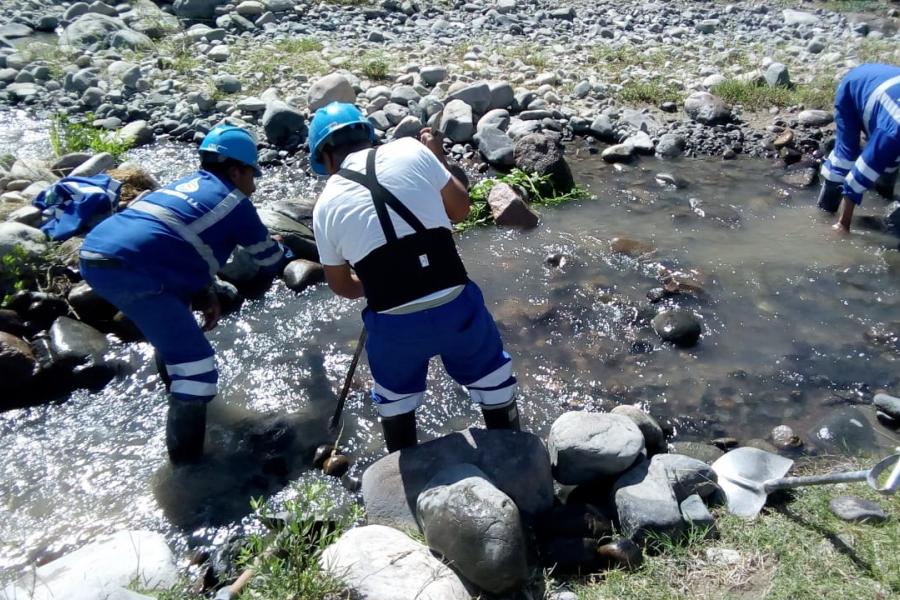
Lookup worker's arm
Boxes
[419,128,471,223]
[834,127,899,233]
[323,263,365,299]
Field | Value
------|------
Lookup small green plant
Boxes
[456,169,591,232]
[49,113,133,161]
[710,76,836,111]
[1,245,36,305]
[617,81,680,105]
[358,51,391,80]
[227,37,328,93]
[500,43,550,69]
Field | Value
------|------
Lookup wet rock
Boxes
[651,454,718,500]
[1,530,176,599]
[262,101,307,149]
[669,442,724,464]
[0,332,35,401]
[689,198,741,226]
[8,291,69,331]
[611,405,666,456]
[488,182,538,229]
[597,538,643,570]
[308,73,356,112]
[440,99,474,143]
[652,310,701,347]
[873,393,900,421]
[323,454,350,477]
[798,110,834,127]
[625,131,654,155]
[609,237,654,258]
[0,222,47,260]
[780,163,818,188]
[320,525,470,600]
[614,457,684,544]
[656,134,686,159]
[60,13,128,51]
[588,115,616,142]
[770,425,803,450]
[601,143,635,163]
[282,259,324,292]
[680,494,715,533]
[829,496,886,524]
[0,309,26,337]
[514,132,574,194]
[684,92,731,126]
[258,207,317,262]
[361,428,553,531]
[49,316,109,363]
[417,464,528,595]
[67,281,117,325]
[474,126,514,167]
[807,407,877,454]
[548,411,645,484]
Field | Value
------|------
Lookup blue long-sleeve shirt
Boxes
[83,170,284,297]
[820,63,900,204]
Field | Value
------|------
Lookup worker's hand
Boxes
[419,127,446,161]
[271,234,284,243]
[200,289,221,331]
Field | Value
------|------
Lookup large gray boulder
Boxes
[611,405,666,456]
[614,457,684,544]
[416,464,528,595]
[173,0,227,19]
[650,454,718,500]
[282,259,324,292]
[447,80,492,114]
[361,428,554,531]
[0,222,47,260]
[474,126,514,167]
[684,92,731,126]
[307,73,356,113]
[440,99,475,143]
[122,0,180,38]
[806,406,878,454]
[320,525,470,600]
[262,101,308,149]
[59,13,128,51]
[513,132,575,194]
[548,411,645,484]
[1,530,176,600]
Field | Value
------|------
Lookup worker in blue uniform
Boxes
[80,125,288,464]
[308,103,519,452]
[817,63,900,232]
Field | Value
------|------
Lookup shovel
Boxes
[711,447,900,518]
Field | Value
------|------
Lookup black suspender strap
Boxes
[337,149,428,242]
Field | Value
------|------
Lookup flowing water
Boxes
[2,109,899,581]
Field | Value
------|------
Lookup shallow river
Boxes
[1,108,899,581]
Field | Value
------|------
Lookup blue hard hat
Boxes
[199,125,262,177]
[308,102,375,175]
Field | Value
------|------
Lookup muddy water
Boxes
[2,116,899,581]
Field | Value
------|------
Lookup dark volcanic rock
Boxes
[513,132,575,194]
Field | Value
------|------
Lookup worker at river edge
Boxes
[817,63,900,232]
[309,102,520,452]
[79,125,290,464]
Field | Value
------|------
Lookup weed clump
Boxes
[49,113,133,162]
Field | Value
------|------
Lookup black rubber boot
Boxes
[155,351,172,392]
[875,171,897,200]
[380,411,418,453]
[165,397,207,465]
[817,179,843,213]
[482,399,521,431]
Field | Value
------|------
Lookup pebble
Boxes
[829,496,887,524]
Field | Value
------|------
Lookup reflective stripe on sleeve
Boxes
[863,74,900,128]
[845,172,866,194]
[820,164,846,182]
[170,379,218,397]
[189,190,247,234]
[854,157,880,183]
[827,151,854,170]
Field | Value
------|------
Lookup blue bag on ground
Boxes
[33,175,122,241]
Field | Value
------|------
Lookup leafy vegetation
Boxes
[571,456,900,600]
[49,113,133,161]
[1,245,34,305]
[357,51,391,80]
[710,75,837,111]
[617,81,681,105]
[152,481,362,600]
[456,169,592,232]
[228,37,328,93]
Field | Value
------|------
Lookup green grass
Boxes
[1,245,35,305]
[710,75,836,111]
[153,481,363,600]
[456,169,592,232]
[618,81,681,105]
[818,0,893,13]
[571,456,900,600]
[228,37,328,94]
[49,113,133,161]
[498,43,551,70]
[357,50,391,80]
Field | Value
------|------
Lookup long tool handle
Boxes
[329,328,367,431]
[764,469,869,492]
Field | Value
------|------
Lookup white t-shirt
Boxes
[313,137,452,267]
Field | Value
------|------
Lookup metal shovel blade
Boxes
[711,447,795,518]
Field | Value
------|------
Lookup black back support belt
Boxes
[338,148,468,312]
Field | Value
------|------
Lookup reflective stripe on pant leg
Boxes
[371,386,425,417]
[464,354,517,407]
[363,315,432,418]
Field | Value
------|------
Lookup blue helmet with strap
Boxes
[199,125,262,177]
[308,102,375,175]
